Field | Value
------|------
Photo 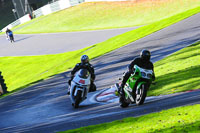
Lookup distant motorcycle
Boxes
[6,31,14,43]
[115,65,154,108]
[68,69,94,108]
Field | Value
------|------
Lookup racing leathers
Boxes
[68,62,95,93]
[6,29,14,41]
[121,57,155,89]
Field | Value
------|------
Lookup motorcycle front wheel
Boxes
[135,84,147,105]
[73,90,82,108]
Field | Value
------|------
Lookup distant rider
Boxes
[6,28,14,42]
[67,55,96,94]
[120,50,155,91]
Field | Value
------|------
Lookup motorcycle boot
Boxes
[89,82,96,92]
[67,84,71,95]
[67,78,72,95]
[118,83,125,98]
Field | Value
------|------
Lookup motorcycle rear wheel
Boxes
[135,84,147,105]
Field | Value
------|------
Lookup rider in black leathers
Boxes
[68,55,96,94]
[120,50,155,90]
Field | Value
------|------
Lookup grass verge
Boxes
[149,41,200,96]
[62,104,200,133]
[12,0,200,33]
[0,6,200,96]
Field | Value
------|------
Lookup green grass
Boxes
[149,42,200,96]
[1,6,200,95]
[0,48,88,93]
[62,104,200,133]
[12,0,200,33]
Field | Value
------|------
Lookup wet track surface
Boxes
[0,13,200,132]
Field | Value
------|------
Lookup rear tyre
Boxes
[135,84,147,105]
[74,90,82,108]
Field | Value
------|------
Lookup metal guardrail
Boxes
[10,19,21,28]
[1,0,82,31]
[2,0,122,31]
[50,1,61,12]
[33,0,83,17]
[70,0,82,6]
[33,8,43,18]
[31,0,83,19]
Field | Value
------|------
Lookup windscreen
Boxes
[78,69,89,79]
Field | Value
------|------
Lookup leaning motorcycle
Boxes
[68,69,91,108]
[116,65,153,108]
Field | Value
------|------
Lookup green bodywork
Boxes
[123,65,153,101]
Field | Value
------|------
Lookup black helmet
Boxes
[140,49,151,61]
[81,55,89,63]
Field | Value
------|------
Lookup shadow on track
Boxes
[14,36,33,42]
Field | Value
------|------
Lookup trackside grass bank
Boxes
[62,104,200,133]
[63,40,200,132]
[0,6,200,96]
[12,0,200,33]
[149,41,200,95]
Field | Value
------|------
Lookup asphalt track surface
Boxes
[0,13,200,132]
[0,27,136,56]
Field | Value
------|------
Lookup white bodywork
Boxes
[69,70,91,104]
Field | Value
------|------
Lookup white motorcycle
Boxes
[69,69,91,108]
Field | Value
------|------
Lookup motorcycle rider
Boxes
[6,28,14,42]
[120,50,155,93]
[67,55,96,94]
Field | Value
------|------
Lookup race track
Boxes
[0,27,136,56]
[0,13,200,132]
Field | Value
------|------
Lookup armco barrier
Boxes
[50,1,61,13]
[1,0,126,32]
[85,0,126,1]
[33,8,43,18]
[2,14,31,32]
[41,4,52,16]
[1,0,80,32]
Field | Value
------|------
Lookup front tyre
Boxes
[74,90,82,108]
[135,84,147,105]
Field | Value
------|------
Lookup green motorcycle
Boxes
[116,65,154,108]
